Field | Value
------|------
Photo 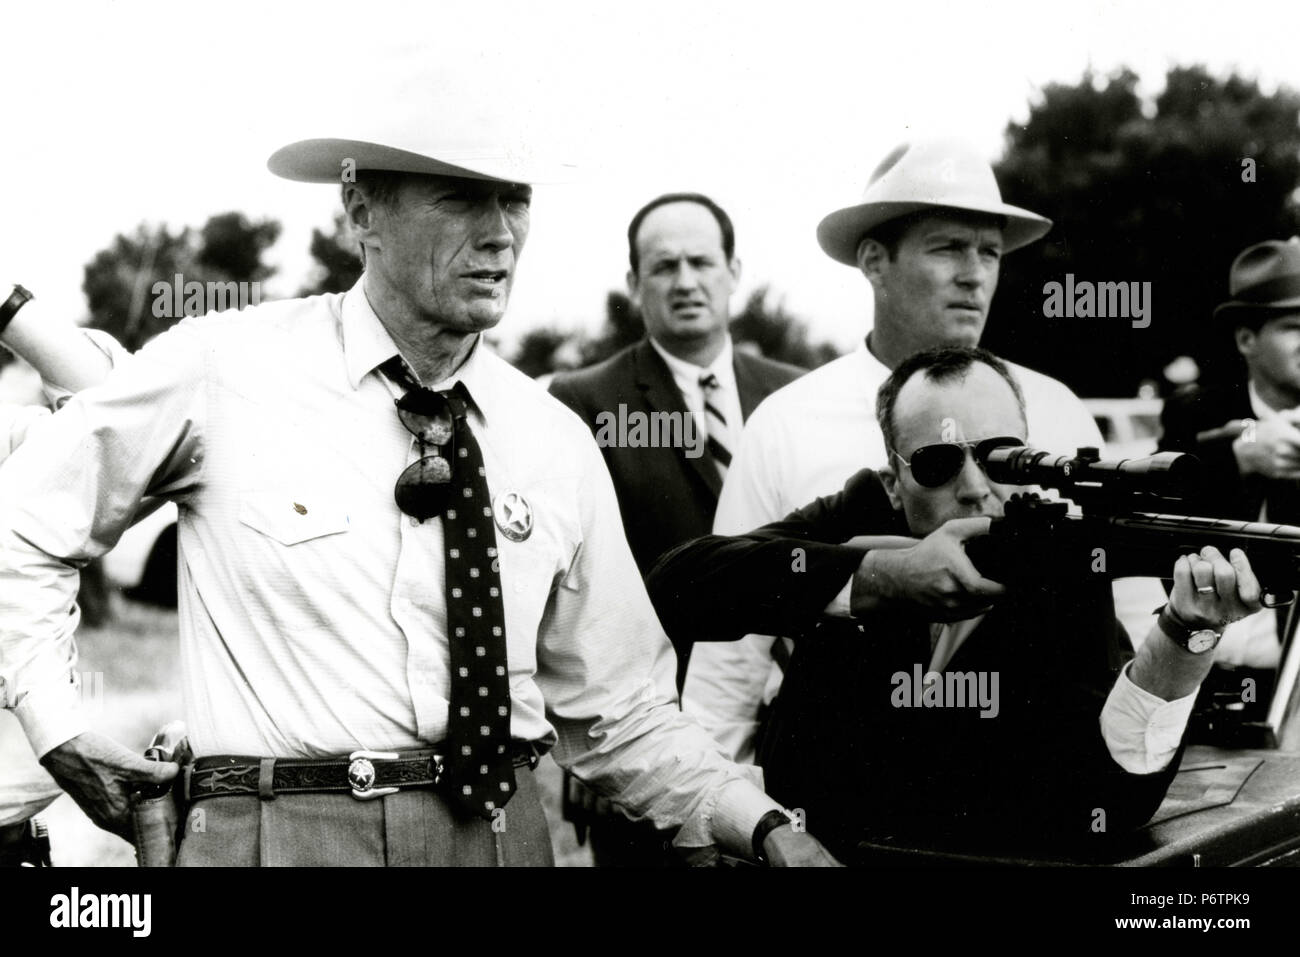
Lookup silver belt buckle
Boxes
[348,750,400,800]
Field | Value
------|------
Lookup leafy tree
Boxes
[591,285,840,370]
[81,222,192,351]
[990,66,1300,396]
[729,285,840,369]
[82,212,281,351]
[580,291,645,366]
[513,326,581,378]
[299,213,363,296]
[196,212,281,283]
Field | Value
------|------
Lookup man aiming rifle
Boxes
[647,346,1264,862]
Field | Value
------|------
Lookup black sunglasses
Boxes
[893,436,1024,488]
[393,388,460,520]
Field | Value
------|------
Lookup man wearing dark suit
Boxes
[549,192,803,677]
[648,346,1262,863]
[548,192,802,866]
[1158,238,1300,729]
[1160,238,1300,522]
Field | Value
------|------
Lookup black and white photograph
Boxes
[1,0,1297,937]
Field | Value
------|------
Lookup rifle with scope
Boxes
[966,445,1300,609]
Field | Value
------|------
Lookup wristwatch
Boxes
[752,809,792,865]
[0,284,33,337]
[1156,604,1222,654]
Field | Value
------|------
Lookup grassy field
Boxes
[43,592,592,867]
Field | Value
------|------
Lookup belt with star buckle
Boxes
[185,745,541,802]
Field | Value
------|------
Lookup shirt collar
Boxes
[342,275,401,390]
[648,335,736,392]
[1247,379,1294,420]
[425,338,498,426]
[861,334,892,378]
[341,274,498,425]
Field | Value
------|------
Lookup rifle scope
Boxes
[979,445,1200,500]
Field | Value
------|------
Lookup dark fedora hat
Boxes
[1214,238,1300,324]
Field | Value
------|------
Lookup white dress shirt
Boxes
[648,335,744,444]
[682,339,1190,775]
[0,405,62,827]
[0,280,780,856]
[0,329,128,827]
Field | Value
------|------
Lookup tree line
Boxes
[5,65,1298,396]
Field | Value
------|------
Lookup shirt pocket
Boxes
[238,490,351,546]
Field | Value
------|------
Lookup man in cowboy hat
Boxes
[1157,237,1300,725]
[682,136,1103,763]
[0,131,838,866]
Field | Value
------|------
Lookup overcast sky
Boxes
[3,0,1299,355]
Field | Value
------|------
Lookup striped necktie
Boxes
[699,372,733,480]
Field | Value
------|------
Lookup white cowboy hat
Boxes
[268,133,576,186]
[816,137,1052,265]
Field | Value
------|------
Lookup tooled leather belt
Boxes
[184,745,541,803]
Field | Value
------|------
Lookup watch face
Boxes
[1187,630,1219,654]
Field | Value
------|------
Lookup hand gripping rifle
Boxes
[965,445,1300,609]
[965,445,1300,748]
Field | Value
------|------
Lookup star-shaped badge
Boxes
[493,490,533,542]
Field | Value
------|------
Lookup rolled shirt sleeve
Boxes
[0,321,206,756]
[535,431,780,859]
[1099,661,1198,774]
[41,328,130,409]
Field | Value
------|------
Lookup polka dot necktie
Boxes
[382,359,515,819]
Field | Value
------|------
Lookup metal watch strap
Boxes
[0,284,33,336]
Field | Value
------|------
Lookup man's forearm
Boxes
[647,534,863,643]
[672,777,783,862]
[0,296,126,753]
[0,294,115,395]
[554,695,782,860]
[1100,610,1225,777]
[1,321,205,759]
[1129,621,1218,701]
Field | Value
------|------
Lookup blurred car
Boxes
[103,500,177,607]
[1084,397,1164,460]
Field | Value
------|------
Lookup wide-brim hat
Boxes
[1213,238,1300,323]
[816,137,1052,265]
[268,134,576,186]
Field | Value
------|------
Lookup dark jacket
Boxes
[550,340,803,682]
[647,470,1183,862]
[1158,381,1291,729]
[1158,380,1300,524]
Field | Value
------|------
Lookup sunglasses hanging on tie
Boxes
[393,388,460,521]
